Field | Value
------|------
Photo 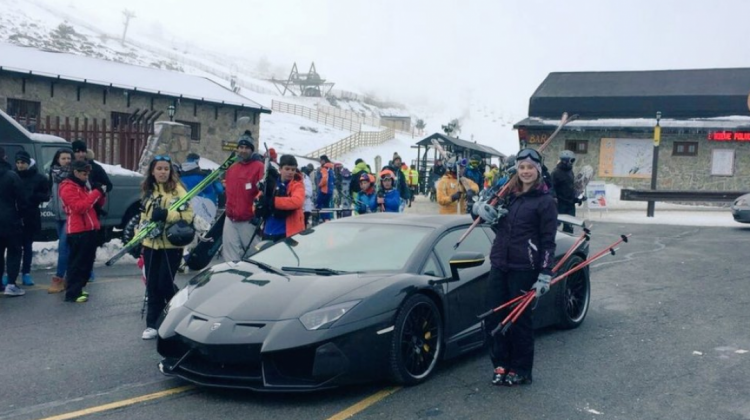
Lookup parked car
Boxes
[157,213,591,391]
[731,193,750,223]
[0,109,143,242]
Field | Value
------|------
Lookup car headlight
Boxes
[299,300,360,331]
[167,287,190,312]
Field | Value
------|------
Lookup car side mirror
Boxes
[448,252,485,280]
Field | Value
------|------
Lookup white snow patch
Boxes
[32,238,135,269]
[736,349,748,354]
[98,161,142,177]
[693,351,703,356]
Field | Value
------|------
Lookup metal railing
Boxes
[620,189,745,202]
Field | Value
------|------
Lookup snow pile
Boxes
[98,162,141,177]
[31,239,135,269]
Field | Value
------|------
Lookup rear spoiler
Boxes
[558,214,586,228]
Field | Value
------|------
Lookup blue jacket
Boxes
[356,188,378,214]
[181,168,224,205]
[464,166,484,190]
[381,188,401,213]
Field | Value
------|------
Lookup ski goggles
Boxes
[154,155,172,162]
[516,148,542,164]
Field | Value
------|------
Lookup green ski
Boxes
[106,153,238,266]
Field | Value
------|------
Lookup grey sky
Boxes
[62,0,750,117]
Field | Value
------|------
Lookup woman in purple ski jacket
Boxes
[485,148,557,387]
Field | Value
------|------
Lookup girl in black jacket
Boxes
[485,148,557,387]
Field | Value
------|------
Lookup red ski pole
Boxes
[551,228,591,273]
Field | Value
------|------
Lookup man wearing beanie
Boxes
[14,151,50,286]
[0,147,29,296]
[222,131,264,261]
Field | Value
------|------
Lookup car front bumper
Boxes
[157,307,395,391]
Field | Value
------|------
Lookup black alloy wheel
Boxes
[555,254,590,329]
[389,294,443,385]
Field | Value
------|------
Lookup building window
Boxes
[176,120,201,141]
[673,141,698,156]
[7,98,41,121]
[564,140,588,154]
[111,112,132,129]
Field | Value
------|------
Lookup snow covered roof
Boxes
[0,43,269,112]
[514,116,750,131]
[530,69,750,119]
[415,133,505,158]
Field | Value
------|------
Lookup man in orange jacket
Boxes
[262,155,305,241]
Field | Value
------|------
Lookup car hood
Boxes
[183,261,391,321]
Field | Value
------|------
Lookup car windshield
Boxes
[249,222,434,273]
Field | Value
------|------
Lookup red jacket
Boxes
[59,177,105,234]
[273,172,306,237]
[225,157,264,222]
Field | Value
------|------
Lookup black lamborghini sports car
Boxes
[157,214,590,391]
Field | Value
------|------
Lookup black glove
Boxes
[466,189,477,202]
[91,182,106,195]
[576,195,587,206]
[450,191,462,202]
[151,207,168,223]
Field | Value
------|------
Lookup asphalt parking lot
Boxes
[2,218,750,420]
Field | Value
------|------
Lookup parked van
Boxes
[0,109,143,242]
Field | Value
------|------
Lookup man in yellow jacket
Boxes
[436,157,479,215]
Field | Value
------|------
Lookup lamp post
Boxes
[168,104,175,122]
[647,111,661,217]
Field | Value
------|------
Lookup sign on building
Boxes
[598,138,653,178]
[585,181,608,210]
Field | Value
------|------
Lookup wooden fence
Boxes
[315,104,381,127]
[13,115,153,170]
[271,100,368,132]
[306,128,395,160]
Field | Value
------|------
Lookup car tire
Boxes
[389,294,443,385]
[555,254,590,329]
[122,212,142,258]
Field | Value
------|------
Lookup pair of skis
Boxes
[453,112,578,249]
[105,153,238,266]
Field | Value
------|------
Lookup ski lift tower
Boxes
[271,62,335,97]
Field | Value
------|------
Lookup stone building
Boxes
[514,69,750,191]
[0,43,270,168]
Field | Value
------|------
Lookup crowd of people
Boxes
[2,127,588,387]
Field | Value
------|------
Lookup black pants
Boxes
[66,231,98,301]
[21,230,34,275]
[558,202,576,234]
[144,247,182,329]
[485,268,538,378]
[303,212,311,229]
[0,234,22,286]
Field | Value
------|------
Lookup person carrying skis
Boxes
[436,157,479,215]
[59,159,104,303]
[377,169,402,213]
[477,147,557,387]
[138,155,194,339]
[355,173,377,214]
[551,150,581,233]
[260,155,305,242]
[14,151,50,286]
[300,166,314,229]
[222,133,264,261]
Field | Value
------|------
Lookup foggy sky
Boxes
[61,0,750,117]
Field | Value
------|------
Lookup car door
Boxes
[432,226,492,350]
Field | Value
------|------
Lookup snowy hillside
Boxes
[0,0,515,169]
